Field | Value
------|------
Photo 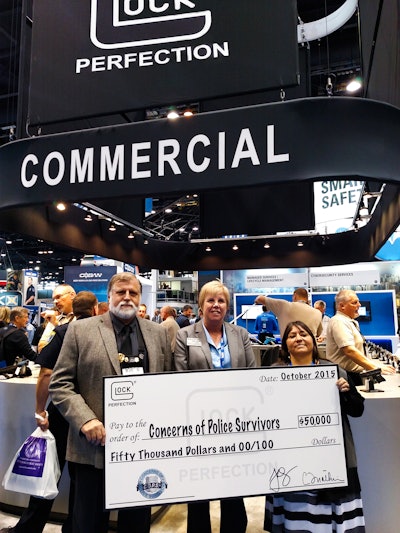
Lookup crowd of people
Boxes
[1,278,395,533]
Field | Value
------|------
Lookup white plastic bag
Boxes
[2,427,60,499]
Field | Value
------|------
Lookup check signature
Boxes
[303,470,344,485]
[269,465,297,492]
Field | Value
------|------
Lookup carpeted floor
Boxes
[0,496,266,532]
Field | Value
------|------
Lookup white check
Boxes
[103,365,347,509]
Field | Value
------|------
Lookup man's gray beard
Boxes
[109,301,138,321]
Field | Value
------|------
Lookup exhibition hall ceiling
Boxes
[0,1,398,279]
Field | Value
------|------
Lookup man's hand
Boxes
[35,411,49,431]
[379,364,396,375]
[81,419,106,446]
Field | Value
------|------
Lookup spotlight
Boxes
[84,213,93,221]
[263,242,270,249]
[205,246,211,252]
[167,108,179,119]
[297,241,304,247]
[346,77,362,93]
[232,244,239,251]
[56,202,66,211]
[128,232,135,239]
[109,223,116,232]
[144,239,149,245]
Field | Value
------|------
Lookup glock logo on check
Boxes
[90,0,212,49]
[111,381,134,400]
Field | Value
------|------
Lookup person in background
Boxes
[174,280,255,533]
[38,284,76,352]
[24,277,36,305]
[151,308,162,323]
[313,299,330,342]
[97,301,109,315]
[160,305,179,353]
[24,318,36,345]
[0,307,37,366]
[137,303,147,318]
[255,288,322,338]
[49,273,172,533]
[254,305,278,343]
[264,320,366,533]
[6,272,21,291]
[176,304,193,328]
[325,289,395,385]
[0,306,11,328]
[0,292,98,533]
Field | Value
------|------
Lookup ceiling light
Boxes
[167,108,179,119]
[165,208,172,213]
[346,77,362,93]
[56,202,66,211]
[205,246,211,252]
[5,240,12,244]
[84,213,93,221]
[109,223,116,231]
[128,231,135,239]
[183,108,194,117]
[297,241,304,247]
[264,242,270,249]
[232,244,239,251]
[143,239,149,245]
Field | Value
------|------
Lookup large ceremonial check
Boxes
[103,365,347,509]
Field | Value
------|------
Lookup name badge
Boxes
[122,367,144,375]
[187,337,202,347]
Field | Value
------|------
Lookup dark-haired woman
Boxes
[264,320,366,533]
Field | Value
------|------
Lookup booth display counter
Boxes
[351,373,400,533]
[1,372,400,532]
[0,376,70,516]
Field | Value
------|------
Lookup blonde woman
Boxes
[175,280,255,533]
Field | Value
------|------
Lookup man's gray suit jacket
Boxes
[49,312,172,468]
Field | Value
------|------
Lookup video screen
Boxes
[357,301,372,322]
[241,305,263,320]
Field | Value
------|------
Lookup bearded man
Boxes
[49,272,172,533]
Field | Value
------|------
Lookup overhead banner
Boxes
[245,271,308,289]
[28,0,299,124]
[64,265,117,302]
[310,266,380,287]
[1,98,400,210]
